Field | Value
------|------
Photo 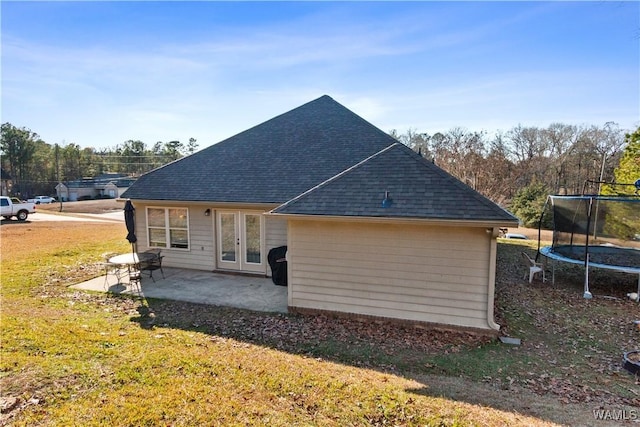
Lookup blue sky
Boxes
[2,1,638,150]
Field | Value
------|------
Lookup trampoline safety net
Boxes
[547,195,640,268]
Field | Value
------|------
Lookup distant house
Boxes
[0,168,11,196]
[122,96,518,331]
[57,173,136,201]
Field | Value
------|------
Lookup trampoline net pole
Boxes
[583,253,592,299]
[547,193,640,299]
[583,197,593,299]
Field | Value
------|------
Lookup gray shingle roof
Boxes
[272,143,518,224]
[122,95,398,203]
[123,95,517,224]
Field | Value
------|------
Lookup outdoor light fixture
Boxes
[204,208,211,216]
[381,191,393,208]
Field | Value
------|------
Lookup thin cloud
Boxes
[1,1,637,149]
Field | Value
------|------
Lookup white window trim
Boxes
[146,206,190,250]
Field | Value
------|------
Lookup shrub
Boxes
[510,182,551,228]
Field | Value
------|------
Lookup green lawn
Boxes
[1,221,637,426]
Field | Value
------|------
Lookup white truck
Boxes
[28,195,56,204]
[1,196,37,221]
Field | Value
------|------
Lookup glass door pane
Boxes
[244,214,261,264]
[220,213,236,262]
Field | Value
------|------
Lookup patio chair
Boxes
[128,262,142,293]
[140,249,164,282]
[521,251,546,283]
[102,253,126,288]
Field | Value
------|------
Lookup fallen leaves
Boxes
[494,243,640,407]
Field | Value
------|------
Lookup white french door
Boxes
[216,211,264,273]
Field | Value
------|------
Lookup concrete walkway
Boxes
[71,267,288,313]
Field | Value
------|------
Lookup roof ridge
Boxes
[405,146,519,220]
[125,98,339,179]
[272,142,400,212]
[272,142,517,222]
[411,149,518,217]
[189,95,339,153]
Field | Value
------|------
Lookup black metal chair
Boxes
[128,263,142,293]
[140,249,164,282]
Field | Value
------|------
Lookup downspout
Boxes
[486,227,501,331]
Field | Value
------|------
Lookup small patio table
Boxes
[108,252,156,266]
[108,252,158,289]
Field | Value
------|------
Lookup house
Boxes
[122,95,518,331]
[57,173,136,201]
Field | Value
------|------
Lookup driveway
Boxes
[22,211,123,223]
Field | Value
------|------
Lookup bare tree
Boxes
[505,125,554,190]
[391,128,431,159]
[482,132,516,204]
[543,123,581,194]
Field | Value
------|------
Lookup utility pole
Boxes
[55,143,63,212]
[592,151,606,240]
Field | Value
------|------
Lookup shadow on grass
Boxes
[110,242,639,425]
[0,218,34,225]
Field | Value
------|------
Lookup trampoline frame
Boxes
[539,245,640,301]
[537,194,640,301]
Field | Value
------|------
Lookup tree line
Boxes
[0,122,199,198]
[391,123,639,227]
[2,121,638,227]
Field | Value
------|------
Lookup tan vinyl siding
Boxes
[288,220,494,329]
[265,216,288,277]
[133,203,216,271]
[266,216,288,251]
[133,203,282,273]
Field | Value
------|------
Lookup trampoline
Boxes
[537,194,640,300]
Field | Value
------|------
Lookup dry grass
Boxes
[1,222,126,263]
[1,218,638,426]
[35,199,123,215]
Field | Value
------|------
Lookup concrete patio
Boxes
[71,267,288,313]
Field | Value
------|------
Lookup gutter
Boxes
[266,211,518,229]
[486,227,501,331]
[117,198,279,211]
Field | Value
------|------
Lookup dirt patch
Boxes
[35,199,123,215]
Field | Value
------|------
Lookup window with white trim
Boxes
[147,207,189,249]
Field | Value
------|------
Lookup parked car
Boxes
[1,196,37,221]
[28,195,56,204]
[504,233,529,240]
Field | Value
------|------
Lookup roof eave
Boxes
[117,198,280,210]
[265,212,519,228]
